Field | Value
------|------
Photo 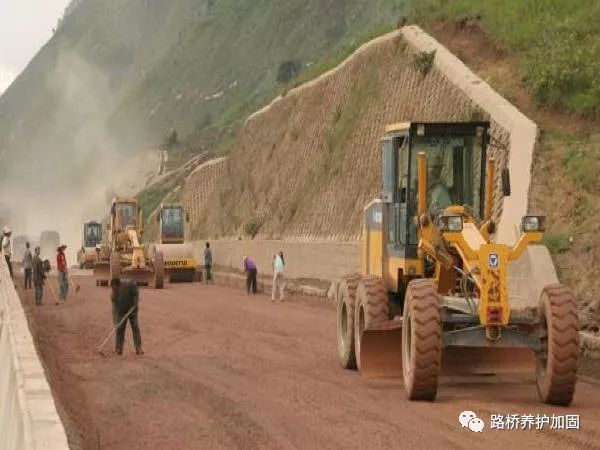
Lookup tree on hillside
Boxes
[277,60,302,83]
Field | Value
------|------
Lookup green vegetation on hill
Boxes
[407,0,600,305]
[413,0,600,115]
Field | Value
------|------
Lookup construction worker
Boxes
[204,242,213,284]
[2,226,13,279]
[243,256,257,295]
[110,278,143,355]
[32,247,45,305]
[56,245,69,303]
[427,154,452,215]
[272,251,285,302]
[22,242,33,289]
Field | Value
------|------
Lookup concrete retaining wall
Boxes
[193,239,360,281]
[0,260,69,449]
[400,26,538,245]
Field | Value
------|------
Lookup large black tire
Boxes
[354,277,389,371]
[536,284,579,405]
[402,279,441,401]
[154,251,165,289]
[110,252,121,281]
[336,274,360,370]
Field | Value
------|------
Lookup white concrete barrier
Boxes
[192,239,360,281]
[0,260,69,449]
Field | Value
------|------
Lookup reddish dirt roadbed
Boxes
[17,275,600,450]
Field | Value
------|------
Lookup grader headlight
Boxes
[438,215,464,232]
[521,215,545,233]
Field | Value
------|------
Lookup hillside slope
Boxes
[186,30,510,241]
[0,0,407,232]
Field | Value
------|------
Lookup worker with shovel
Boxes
[111,278,144,355]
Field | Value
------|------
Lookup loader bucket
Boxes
[93,261,110,283]
[122,267,154,287]
[359,319,403,378]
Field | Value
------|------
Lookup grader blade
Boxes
[442,347,535,375]
[359,319,403,378]
[359,321,536,379]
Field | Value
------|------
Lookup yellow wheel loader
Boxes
[77,221,103,269]
[154,203,197,282]
[93,197,164,288]
[336,122,579,405]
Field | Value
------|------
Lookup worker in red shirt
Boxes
[56,245,69,303]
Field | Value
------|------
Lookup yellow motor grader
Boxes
[336,121,579,405]
[93,196,164,288]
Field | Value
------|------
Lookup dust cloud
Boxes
[0,46,159,263]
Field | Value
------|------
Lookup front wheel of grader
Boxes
[536,284,579,405]
[354,277,389,372]
[402,279,442,401]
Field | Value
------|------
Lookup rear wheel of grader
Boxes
[109,252,121,281]
[354,277,389,371]
[536,284,579,405]
[154,251,165,289]
[336,274,360,369]
[402,279,442,401]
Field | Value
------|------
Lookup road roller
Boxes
[154,203,197,282]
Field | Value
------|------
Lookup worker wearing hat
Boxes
[2,226,13,279]
[56,244,69,303]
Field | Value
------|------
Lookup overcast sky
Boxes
[0,0,70,94]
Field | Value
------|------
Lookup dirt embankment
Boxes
[188,30,509,241]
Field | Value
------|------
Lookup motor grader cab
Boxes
[77,221,102,269]
[336,122,579,405]
[93,197,164,288]
[155,203,197,282]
